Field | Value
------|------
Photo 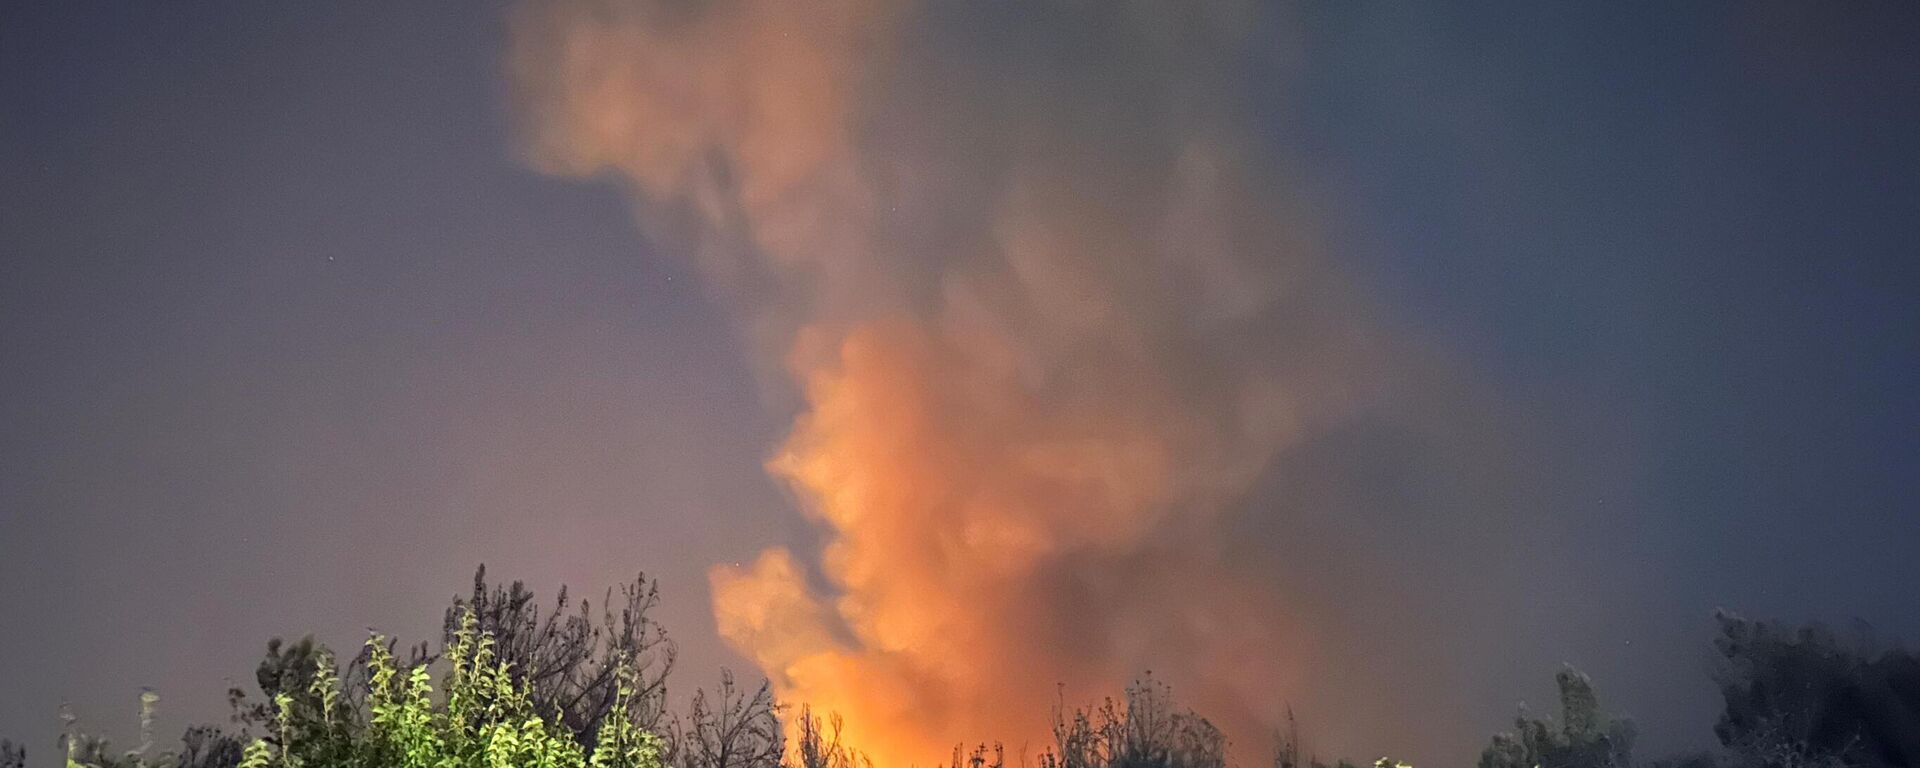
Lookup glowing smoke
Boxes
[508,0,1477,763]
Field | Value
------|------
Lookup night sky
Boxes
[3,2,1918,766]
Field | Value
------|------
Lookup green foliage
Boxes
[447,567,674,743]
[229,610,664,768]
[237,740,275,768]
[27,566,1920,768]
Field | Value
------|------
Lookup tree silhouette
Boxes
[1043,677,1227,768]
[444,565,676,745]
[793,706,869,768]
[25,565,1920,768]
[1713,611,1920,768]
[1478,666,1635,768]
[670,669,783,768]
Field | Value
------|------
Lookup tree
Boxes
[1479,666,1635,768]
[445,565,676,744]
[670,670,783,768]
[229,611,666,768]
[953,742,1006,768]
[227,633,431,741]
[175,727,247,768]
[1042,677,1227,768]
[1711,611,1920,768]
[50,692,248,768]
[792,706,868,768]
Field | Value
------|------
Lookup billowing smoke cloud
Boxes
[508,1,1504,764]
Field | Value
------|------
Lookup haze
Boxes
[3,3,1917,766]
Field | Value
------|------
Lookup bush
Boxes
[1041,677,1227,768]
[1478,666,1634,768]
[31,566,1920,768]
[226,610,664,768]
[1712,611,1920,768]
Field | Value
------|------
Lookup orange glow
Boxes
[710,320,1314,766]
[511,1,1364,763]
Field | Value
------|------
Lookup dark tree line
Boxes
[1468,611,1920,768]
[39,567,789,768]
[23,568,1920,768]
[1708,611,1920,768]
[1043,678,1226,768]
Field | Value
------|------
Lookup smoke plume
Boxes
[509,1,1494,763]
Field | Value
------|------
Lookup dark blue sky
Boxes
[1289,1,1920,622]
[3,2,1918,764]
[1275,5,1920,750]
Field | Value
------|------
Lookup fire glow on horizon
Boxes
[507,1,1480,763]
